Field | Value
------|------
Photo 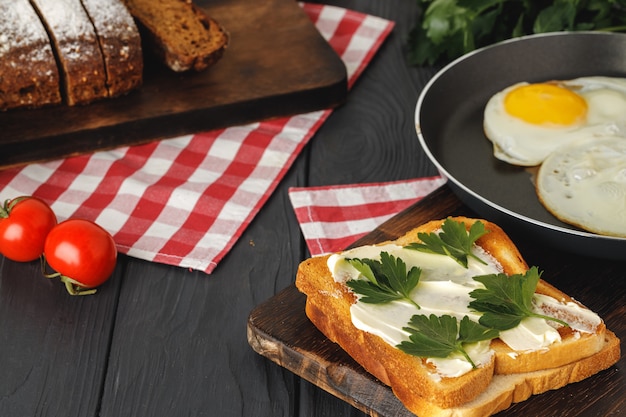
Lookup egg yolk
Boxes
[504,83,587,126]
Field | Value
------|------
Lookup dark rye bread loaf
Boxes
[122,0,229,72]
[1,0,142,110]
[0,0,62,110]
[2,0,224,110]
[80,0,143,97]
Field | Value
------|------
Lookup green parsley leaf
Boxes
[469,266,570,330]
[405,218,488,268]
[397,314,499,368]
[346,252,422,309]
[533,2,577,32]
[408,0,626,66]
[460,315,501,344]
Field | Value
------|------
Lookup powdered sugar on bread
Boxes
[30,0,109,105]
[80,0,143,97]
[0,0,61,110]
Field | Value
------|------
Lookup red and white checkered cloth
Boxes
[0,4,394,274]
[289,176,447,256]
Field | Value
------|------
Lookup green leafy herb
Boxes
[469,266,570,330]
[405,218,488,268]
[397,314,499,368]
[408,0,626,66]
[346,252,422,309]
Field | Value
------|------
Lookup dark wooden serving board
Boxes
[247,184,626,417]
[0,0,347,169]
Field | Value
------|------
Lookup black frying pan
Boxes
[416,31,626,260]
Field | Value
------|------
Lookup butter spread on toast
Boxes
[328,234,601,379]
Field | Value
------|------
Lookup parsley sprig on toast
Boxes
[469,267,570,330]
[398,314,499,368]
[343,218,571,366]
[346,252,422,309]
[406,218,489,268]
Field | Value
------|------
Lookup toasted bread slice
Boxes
[304,299,497,409]
[403,331,619,417]
[295,216,617,413]
[492,277,607,374]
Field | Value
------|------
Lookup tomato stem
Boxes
[40,256,61,279]
[41,255,97,295]
[0,199,10,218]
[62,277,97,296]
[0,197,29,218]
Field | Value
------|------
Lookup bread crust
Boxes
[304,299,496,409]
[295,216,619,416]
[405,331,619,417]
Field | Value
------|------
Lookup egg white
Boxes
[484,76,626,166]
[536,136,626,237]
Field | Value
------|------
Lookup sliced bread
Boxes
[30,0,109,105]
[0,0,61,110]
[295,216,619,415]
[122,0,228,72]
[80,0,144,97]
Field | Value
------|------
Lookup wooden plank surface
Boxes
[97,174,306,417]
[0,0,347,169]
[0,254,123,416]
[247,184,626,417]
[92,1,441,416]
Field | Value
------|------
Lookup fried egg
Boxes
[536,136,626,237]
[484,76,626,166]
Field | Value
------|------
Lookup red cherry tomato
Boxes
[0,196,57,262]
[44,219,117,295]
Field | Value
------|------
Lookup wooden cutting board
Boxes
[247,185,625,417]
[0,0,347,169]
[247,185,470,416]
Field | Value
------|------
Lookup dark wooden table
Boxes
[0,1,623,417]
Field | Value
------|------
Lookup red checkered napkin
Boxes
[0,4,394,274]
[289,176,447,256]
